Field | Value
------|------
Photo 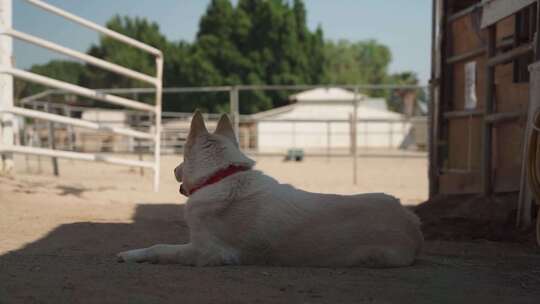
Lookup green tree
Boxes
[191,0,327,113]
[324,39,392,85]
[21,1,423,115]
[15,60,86,102]
[84,15,169,90]
[386,71,423,113]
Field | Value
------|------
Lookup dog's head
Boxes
[174,111,255,194]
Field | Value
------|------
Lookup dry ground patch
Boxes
[1,154,539,303]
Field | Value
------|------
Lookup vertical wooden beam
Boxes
[517,1,540,228]
[429,0,444,198]
[482,26,497,196]
[536,1,540,61]
[531,2,540,227]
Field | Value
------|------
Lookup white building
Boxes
[254,87,411,153]
[77,109,132,152]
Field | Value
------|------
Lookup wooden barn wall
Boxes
[439,9,529,195]
[494,62,528,166]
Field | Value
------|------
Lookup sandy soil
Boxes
[1,154,540,303]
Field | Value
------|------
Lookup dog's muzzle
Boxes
[179,184,189,196]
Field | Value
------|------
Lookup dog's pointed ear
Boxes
[214,113,237,144]
[187,110,208,140]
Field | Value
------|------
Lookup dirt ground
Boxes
[1,154,540,303]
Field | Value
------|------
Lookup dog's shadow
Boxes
[0,203,188,259]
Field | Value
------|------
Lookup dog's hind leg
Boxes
[117,243,199,265]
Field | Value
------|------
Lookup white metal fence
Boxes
[17,99,422,155]
[0,0,163,191]
[7,74,427,186]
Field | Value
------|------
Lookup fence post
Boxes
[134,113,144,177]
[63,104,75,151]
[45,101,59,176]
[30,102,42,173]
[0,0,14,174]
[389,121,394,148]
[230,86,239,140]
[153,56,163,192]
[352,87,359,185]
[292,122,296,148]
[326,121,331,162]
[132,92,143,176]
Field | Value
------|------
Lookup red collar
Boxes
[180,165,249,197]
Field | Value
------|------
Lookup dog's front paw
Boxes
[117,248,148,263]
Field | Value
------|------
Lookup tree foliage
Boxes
[15,60,86,101]
[324,39,392,85]
[19,0,419,114]
[386,71,425,113]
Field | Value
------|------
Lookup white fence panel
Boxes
[0,0,163,191]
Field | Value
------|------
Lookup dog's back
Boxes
[187,170,423,267]
[255,178,423,267]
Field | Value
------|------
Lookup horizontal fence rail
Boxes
[24,0,162,56]
[0,29,157,85]
[0,144,154,168]
[0,68,156,112]
[33,84,426,95]
[0,106,153,139]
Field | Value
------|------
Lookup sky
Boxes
[13,0,432,84]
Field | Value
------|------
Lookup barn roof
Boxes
[250,87,398,121]
[289,87,366,102]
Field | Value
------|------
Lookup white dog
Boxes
[118,111,423,267]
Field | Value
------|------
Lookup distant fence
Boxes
[18,98,426,157]
[14,84,428,185]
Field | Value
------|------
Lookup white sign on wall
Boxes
[465,61,477,110]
